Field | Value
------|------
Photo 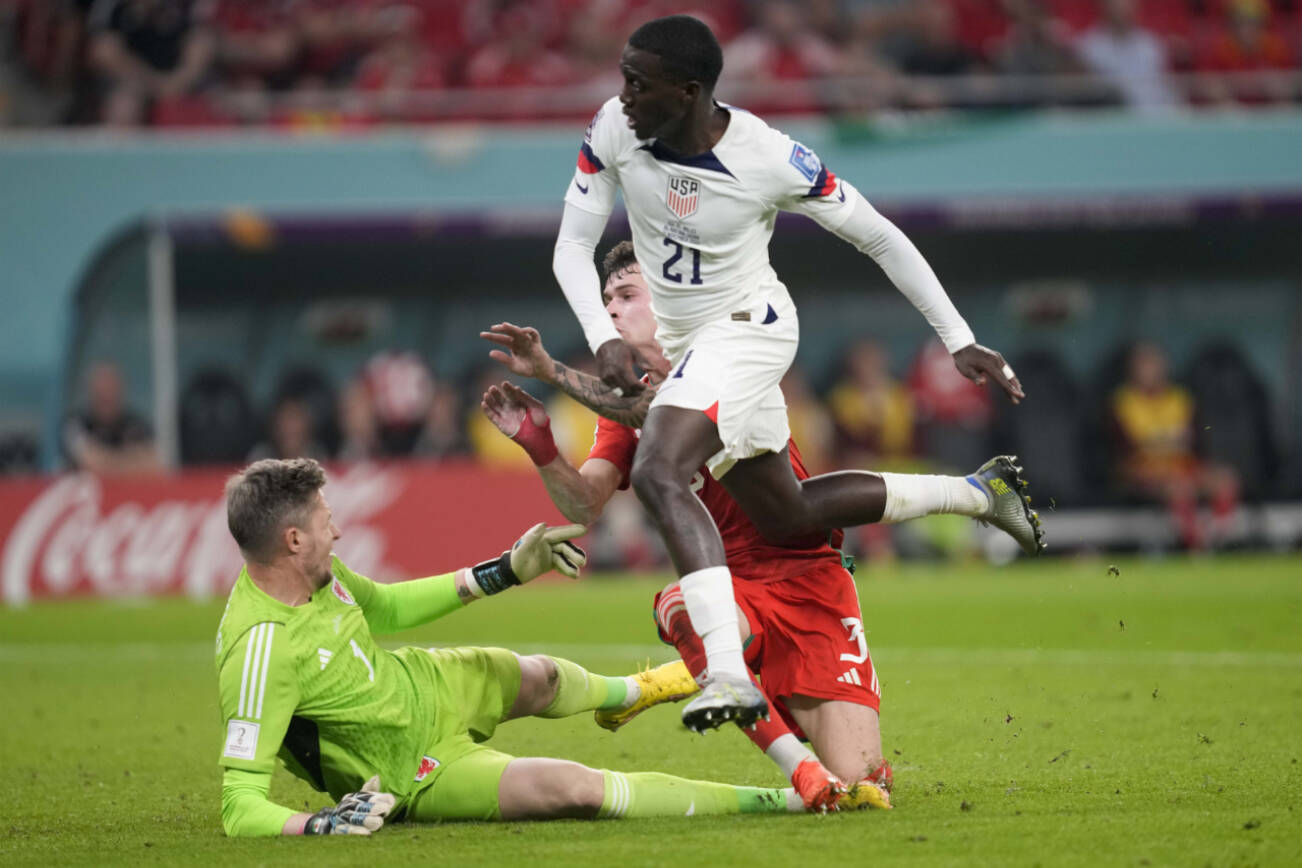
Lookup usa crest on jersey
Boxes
[666,176,700,219]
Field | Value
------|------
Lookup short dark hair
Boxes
[628,15,723,89]
[226,458,326,562]
[601,241,639,284]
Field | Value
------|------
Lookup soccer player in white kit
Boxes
[552,15,1044,732]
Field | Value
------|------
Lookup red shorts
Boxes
[655,558,880,739]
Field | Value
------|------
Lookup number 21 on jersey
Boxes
[662,237,702,285]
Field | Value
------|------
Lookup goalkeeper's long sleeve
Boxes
[221,767,297,837]
[331,558,465,634]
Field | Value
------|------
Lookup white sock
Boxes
[877,472,990,523]
[679,566,748,680]
[765,734,816,781]
[619,676,641,710]
[783,789,804,812]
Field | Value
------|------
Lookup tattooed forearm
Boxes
[551,361,653,428]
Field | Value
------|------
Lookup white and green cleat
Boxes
[595,660,700,732]
[681,674,769,733]
[969,455,1046,556]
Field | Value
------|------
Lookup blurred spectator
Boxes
[292,0,410,87]
[1073,0,1180,111]
[87,0,217,126]
[413,376,469,460]
[210,0,299,122]
[1191,0,1296,104]
[178,367,255,465]
[361,350,434,455]
[780,364,834,476]
[996,0,1082,79]
[895,0,983,76]
[562,0,625,88]
[890,0,986,108]
[0,428,40,475]
[272,365,339,454]
[3,0,95,123]
[335,376,382,461]
[62,360,161,474]
[355,15,446,121]
[1110,341,1240,550]
[721,0,843,113]
[464,3,573,90]
[825,339,917,562]
[825,339,914,471]
[248,395,328,461]
[907,337,991,471]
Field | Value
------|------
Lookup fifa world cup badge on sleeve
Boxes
[224,720,260,760]
[789,143,821,182]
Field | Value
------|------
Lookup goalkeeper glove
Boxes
[302,776,395,835]
[467,523,587,597]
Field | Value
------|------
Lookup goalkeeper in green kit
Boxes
[217,457,812,836]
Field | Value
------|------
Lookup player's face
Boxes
[619,45,689,140]
[604,265,655,343]
[300,491,341,588]
[604,265,671,376]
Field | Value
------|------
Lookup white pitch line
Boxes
[1,642,1300,668]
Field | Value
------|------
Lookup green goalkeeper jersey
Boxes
[215,556,463,833]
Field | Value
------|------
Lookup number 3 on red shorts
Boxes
[839,617,868,664]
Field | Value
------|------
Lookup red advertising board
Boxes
[0,461,570,605]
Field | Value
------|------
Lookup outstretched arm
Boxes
[222,768,394,837]
[823,186,1024,403]
[481,380,623,524]
[549,362,656,429]
[481,322,655,427]
[338,528,588,635]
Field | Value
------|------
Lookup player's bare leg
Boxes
[507,653,646,721]
[499,759,605,819]
[629,405,767,730]
[784,696,884,784]
[785,697,893,810]
[721,448,1045,556]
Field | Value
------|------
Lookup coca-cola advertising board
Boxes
[0,461,569,605]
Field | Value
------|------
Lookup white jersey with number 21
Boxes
[563,96,856,340]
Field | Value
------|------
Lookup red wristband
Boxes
[513,412,559,466]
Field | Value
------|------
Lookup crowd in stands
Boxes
[2,0,1300,127]
[58,336,1273,559]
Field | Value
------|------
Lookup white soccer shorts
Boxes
[651,293,798,479]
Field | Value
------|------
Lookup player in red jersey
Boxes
[480,242,891,812]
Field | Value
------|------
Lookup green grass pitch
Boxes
[3,554,1301,867]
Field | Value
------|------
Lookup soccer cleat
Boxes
[791,758,847,814]
[969,455,1046,556]
[595,660,700,732]
[838,778,893,811]
[680,673,769,732]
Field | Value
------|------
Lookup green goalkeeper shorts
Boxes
[405,646,523,822]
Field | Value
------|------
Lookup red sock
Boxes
[655,584,795,753]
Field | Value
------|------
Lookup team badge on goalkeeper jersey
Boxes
[414,755,440,782]
[331,578,355,605]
